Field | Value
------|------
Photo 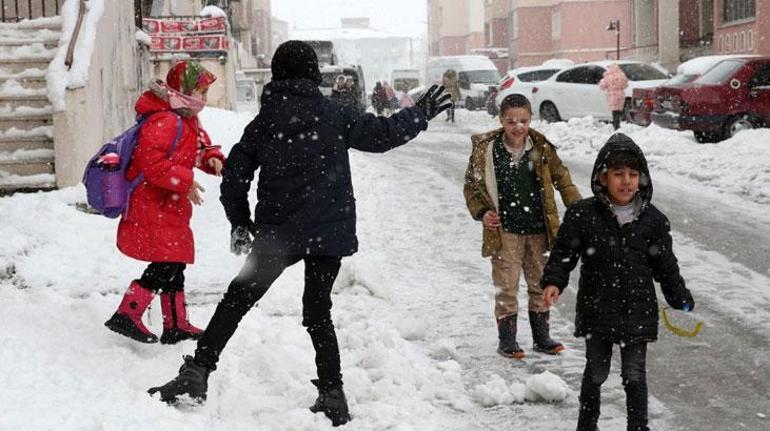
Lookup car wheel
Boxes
[724,115,754,139]
[693,131,723,144]
[540,102,561,123]
[465,97,475,111]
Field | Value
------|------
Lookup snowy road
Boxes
[2,108,769,430]
[373,111,770,430]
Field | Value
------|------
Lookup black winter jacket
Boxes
[220,79,428,256]
[541,134,694,344]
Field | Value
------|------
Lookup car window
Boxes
[750,63,770,87]
[557,66,602,84]
[461,70,501,83]
[694,60,744,84]
[618,64,669,81]
[664,74,697,85]
[517,69,559,82]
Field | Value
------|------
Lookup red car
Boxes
[629,87,656,126]
[651,56,770,143]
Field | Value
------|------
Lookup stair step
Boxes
[0,172,56,194]
[0,58,53,73]
[0,157,54,176]
[0,43,56,59]
[0,112,52,130]
[0,135,53,152]
[0,97,51,109]
[0,75,47,90]
[0,17,62,31]
[0,40,58,49]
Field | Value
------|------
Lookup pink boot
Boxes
[160,291,203,344]
[104,281,158,343]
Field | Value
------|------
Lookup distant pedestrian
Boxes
[599,64,628,130]
[442,69,461,122]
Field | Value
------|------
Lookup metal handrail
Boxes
[64,0,85,69]
[0,0,60,22]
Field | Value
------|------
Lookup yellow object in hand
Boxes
[660,307,704,338]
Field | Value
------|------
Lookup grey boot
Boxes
[497,315,525,359]
[530,311,564,354]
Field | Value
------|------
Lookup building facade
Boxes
[509,0,767,71]
[427,0,485,56]
[483,0,511,74]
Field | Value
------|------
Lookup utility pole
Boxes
[607,19,620,60]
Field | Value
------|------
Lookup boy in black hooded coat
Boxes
[541,133,694,431]
[147,41,451,427]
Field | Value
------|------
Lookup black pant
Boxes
[612,110,623,130]
[194,253,344,389]
[577,337,648,431]
[138,262,186,293]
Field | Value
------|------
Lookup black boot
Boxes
[577,394,601,431]
[309,379,351,427]
[530,310,564,354]
[497,315,525,359]
[148,355,213,405]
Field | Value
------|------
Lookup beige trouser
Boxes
[491,232,549,320]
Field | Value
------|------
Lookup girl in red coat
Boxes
[105,61,225,344]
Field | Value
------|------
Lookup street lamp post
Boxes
[607,19,620,60]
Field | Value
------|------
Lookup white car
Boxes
[495,59,574,108]
[531,60,670,122]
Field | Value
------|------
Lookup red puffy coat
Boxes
[117,91,224,264]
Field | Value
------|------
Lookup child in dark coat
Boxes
[541,133,694,431]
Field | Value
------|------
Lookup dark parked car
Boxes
[630,55,753,127]
[651,56,770,143]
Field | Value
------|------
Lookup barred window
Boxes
[723,0,755,23]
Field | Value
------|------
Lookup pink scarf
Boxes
[149,80,205,117]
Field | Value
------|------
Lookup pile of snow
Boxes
[472,371,569,407]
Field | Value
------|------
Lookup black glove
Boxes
[230,222,255,256]
[415,84,453,120]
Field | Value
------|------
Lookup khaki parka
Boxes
[463,128,582,257]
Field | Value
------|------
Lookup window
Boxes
[517,69,560,82]
[552,11,561,41]
[695,60,744,84]
[617,64,669,81]
[556,66,604,85]
[723,0,755,23]
[511,10,518,39]
[749,63,770,87]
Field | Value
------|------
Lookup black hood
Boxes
[591,133,653,206]
[255,79,324,136]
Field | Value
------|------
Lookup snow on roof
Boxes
[290,27,408,41]
[677,55,760,76]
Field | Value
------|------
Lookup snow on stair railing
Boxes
[0,0,61,23]
[63,0,83,69]
[46,0,104,111]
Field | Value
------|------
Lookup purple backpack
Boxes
[83,114,182,218]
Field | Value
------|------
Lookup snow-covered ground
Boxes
[1,108,769,430]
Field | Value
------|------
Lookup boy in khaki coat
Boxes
[464,94,581,358]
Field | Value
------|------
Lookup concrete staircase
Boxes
[0,18,60,194]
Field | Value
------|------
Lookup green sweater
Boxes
[493,138,546,235]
